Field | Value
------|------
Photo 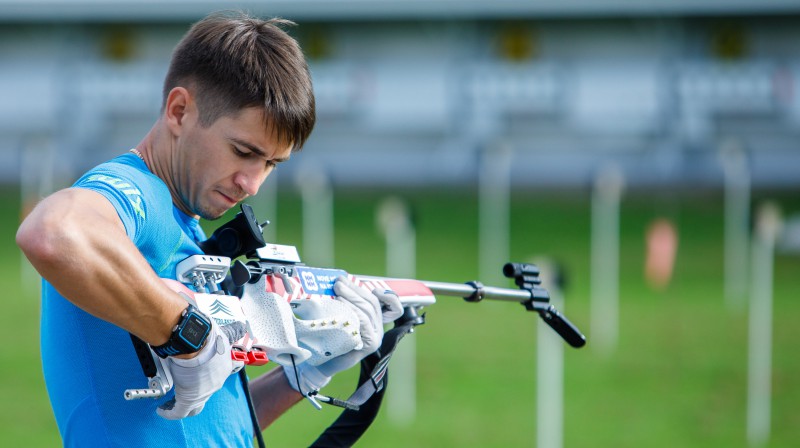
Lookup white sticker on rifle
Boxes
[295,267,348,296]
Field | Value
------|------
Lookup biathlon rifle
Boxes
[125,203,585,445]
[203,203,586,350]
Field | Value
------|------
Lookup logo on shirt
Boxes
[85,174,145,219]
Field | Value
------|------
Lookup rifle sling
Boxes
[309,320,416,447]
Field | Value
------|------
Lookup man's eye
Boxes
[233,146,250,157]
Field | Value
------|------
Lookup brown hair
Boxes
[163,11,315,151]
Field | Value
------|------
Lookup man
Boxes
[17,11,400,447]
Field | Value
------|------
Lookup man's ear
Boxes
[164,87,196,136]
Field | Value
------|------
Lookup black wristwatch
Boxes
[152,304,212,358]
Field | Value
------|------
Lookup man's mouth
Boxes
[218,191,241,206]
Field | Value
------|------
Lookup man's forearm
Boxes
[249,367,303,430]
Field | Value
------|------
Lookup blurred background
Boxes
[1,1,799,447]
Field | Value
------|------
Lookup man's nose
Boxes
[233,168,266,197]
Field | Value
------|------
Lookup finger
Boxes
[335,277,379,308]
[333,285,379,348]
[315,350,363,378]
[349,278,383,320]
[219,321,247,344]
[186,404,205,417]
[372,288,404,323]
[157,398,194,420]
[339,298,379,351]
[334,277,381,331]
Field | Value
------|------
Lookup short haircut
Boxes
[163,11,315,151]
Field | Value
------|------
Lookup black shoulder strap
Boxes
[310,321,416,448]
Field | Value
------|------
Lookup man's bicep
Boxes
[66,188,130,234]
[18,188,129,271]
[37,188,127,231]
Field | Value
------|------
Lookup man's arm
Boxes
[16,187,186,346]
[249,367,303,430]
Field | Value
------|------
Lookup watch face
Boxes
[181,314,210,349]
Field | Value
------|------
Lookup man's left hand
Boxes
[284,276,403,394]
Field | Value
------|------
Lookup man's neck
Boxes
[136,121,198,220]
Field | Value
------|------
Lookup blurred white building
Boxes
[2,0,800,189]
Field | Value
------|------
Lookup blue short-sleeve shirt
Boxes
[40,152,252,447]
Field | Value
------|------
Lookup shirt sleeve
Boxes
[73,168,148,241]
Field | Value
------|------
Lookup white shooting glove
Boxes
[240,276,311,366]
[291,292,364,367]
[285,276,404,395]
[156,320,241,420]
[375,286,404,324]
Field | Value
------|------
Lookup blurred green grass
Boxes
[2,186,798,447]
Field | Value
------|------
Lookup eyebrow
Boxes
[230,137,291,163]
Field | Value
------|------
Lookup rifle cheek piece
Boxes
[199,204,267,259]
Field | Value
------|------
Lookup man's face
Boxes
[175,107,292,220]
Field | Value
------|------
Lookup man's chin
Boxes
[196,205,230,221]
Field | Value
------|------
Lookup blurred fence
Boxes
[2,10,800,190]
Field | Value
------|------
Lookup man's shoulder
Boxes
[75,153,170,222]
[79,153,160,188]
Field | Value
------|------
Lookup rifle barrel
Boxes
[422,280,532,302]
[360,276,532,303]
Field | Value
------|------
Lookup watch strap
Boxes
[152,304,211,358]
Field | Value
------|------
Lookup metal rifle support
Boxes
[505,262,586,348]
[413,263,586,348]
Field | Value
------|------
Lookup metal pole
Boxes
[479,141,512,286]
[377,197,417,426]
[295,161,334,268]
[534,259,564,448]
[719,139,751,310]
[590,164,624,356]
[747,202,781,447]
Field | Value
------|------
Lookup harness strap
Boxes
[309,320,416,447]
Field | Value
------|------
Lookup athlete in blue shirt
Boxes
[41,152,255,447]
[17,12,398,447]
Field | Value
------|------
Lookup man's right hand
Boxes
[156,321,241,420]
